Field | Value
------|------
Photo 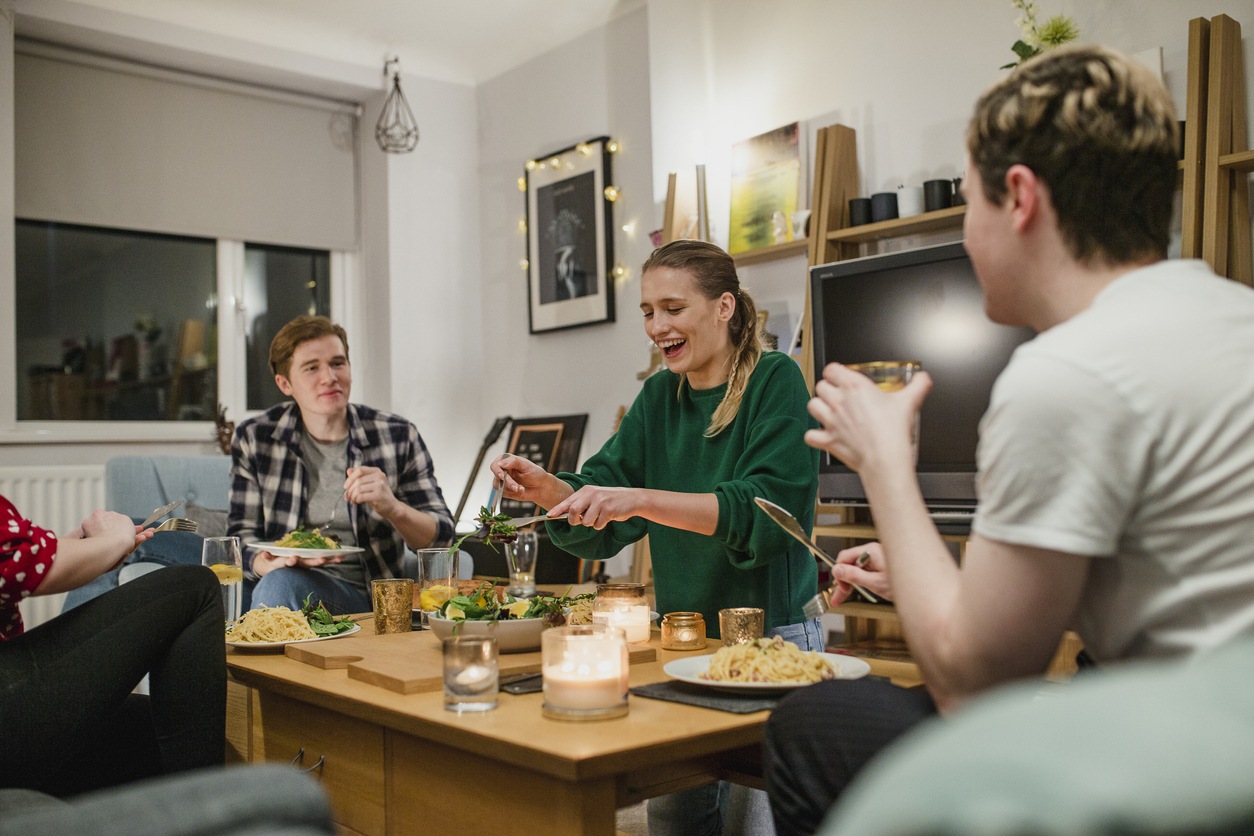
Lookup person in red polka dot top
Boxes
[0,494,228,796]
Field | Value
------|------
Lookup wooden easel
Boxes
[1184,14,1253,284]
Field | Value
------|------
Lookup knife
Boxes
[505,512,569,528]
[753,496,878,603]
[140,499,185,529]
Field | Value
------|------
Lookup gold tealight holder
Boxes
[660,612,706,651]
[718,607,764,646]
[372,578,414,635]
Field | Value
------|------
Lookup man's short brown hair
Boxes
[269,315,350,378]
[966,43,1178,266]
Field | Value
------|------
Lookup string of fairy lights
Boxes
[516,138,630,283]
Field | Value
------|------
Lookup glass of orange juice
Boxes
[202,536,243,627]
[848,361,923,460]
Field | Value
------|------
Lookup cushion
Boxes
[182,502,229,538]
[823,638,1254,835]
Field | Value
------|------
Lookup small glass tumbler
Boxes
[506,530,538,597]
[443,635,499,713]
[718,607,765,646]
[660,612,707,651]
[371,578,414,634]
[202,536,243,628]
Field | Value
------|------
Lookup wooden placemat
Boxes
[286,628,656,694]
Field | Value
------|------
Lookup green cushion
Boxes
[823,638,1254,836]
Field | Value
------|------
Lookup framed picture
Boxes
[500,413,588,517]
[727,122,802,254]
[526,137,615,333]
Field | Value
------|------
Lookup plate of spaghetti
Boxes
[225,606,361,651]
[663,636,869,692]
[248,536,365,560]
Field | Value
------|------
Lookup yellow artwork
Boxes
[728,123,801,254]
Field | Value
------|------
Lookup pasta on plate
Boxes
[227,606,317,643]
[701,635,838,684]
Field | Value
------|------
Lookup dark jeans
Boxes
[764,677,937,836]
[0,564,227,797]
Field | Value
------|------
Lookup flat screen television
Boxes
[810,241,1035,516]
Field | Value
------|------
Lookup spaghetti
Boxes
[700,635,837,684]
[565,597,594,626]
[226,606,317,643]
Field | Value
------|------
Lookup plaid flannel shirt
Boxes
[228,402,454,581]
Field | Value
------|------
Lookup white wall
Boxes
[646,0,1254,331]
[469,7,655,521]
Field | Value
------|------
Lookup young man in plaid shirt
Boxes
[229,315,454,613]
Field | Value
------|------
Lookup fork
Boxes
[802,552,873,620]
[152,517,199,533]
[470,480,504,539]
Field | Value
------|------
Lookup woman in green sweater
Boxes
[493,238,820,642]
[492,238,820,833]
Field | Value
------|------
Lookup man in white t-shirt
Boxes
[765,44,1254,836]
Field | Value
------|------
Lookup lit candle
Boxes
[541,625,629,720]
[593,604,651,644]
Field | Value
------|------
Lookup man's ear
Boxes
[275,374,293,397]
[1004,164,1040,233]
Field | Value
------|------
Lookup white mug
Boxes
[897,186,924,218]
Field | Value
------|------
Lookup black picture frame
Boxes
[525,137,615,334]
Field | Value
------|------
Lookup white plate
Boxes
[247,541,365,560]
[663,651,870,692]
[226,622,361,652]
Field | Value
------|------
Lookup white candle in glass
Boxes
[542,627,628,711]
[593,604,651,644]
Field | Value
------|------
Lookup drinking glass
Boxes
[202,536,243,627]
[848,360,922,461]
[415,549,460,622]
[506,530,538,597]
[443,635,499,713]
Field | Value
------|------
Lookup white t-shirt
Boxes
[973,259,1254,663]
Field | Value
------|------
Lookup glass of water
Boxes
[202,536,243,627]
[506,529,538,597]
[443,635,499,713]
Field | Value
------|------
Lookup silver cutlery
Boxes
[471,480,505,539]
[140,499,185,529]
[753,496,879,605]
[152,517,198,533]
[802,552,873,620]
[503,512,569,528]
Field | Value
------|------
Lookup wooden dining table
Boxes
[226,622,776,835]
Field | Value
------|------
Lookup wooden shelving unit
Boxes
[732,237,809,266]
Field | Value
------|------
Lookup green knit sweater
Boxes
[549,351,819,637]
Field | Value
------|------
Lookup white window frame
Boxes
[0,238,358,444]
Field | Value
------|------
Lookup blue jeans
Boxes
[250,567,372,614]
[645,618,823,836]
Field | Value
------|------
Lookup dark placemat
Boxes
[629,680,781,714]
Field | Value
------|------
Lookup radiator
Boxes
[0,464,106,631]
